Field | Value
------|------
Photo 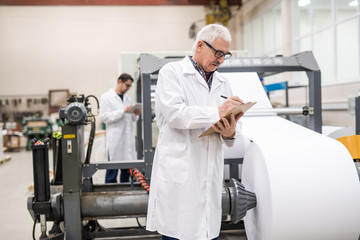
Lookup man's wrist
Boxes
[222,132,235,140]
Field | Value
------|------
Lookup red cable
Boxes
[130,168,150,193]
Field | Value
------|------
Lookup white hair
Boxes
[192,24,232,54]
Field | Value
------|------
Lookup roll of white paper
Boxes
[223,72,360,240]
[224,72,272,110]
[242,116,360,240]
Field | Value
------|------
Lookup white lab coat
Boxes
[100,89,138,162]
[146,56,242,240]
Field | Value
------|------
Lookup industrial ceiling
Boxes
[0,0,242,6]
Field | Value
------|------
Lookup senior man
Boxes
[146,24,244,240]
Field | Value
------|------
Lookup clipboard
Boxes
[127,103,142,113]
[199,102,257,138]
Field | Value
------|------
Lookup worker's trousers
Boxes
[105,169,130,183]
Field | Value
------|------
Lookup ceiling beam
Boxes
[0,0,242,6]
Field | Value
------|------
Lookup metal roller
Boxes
[248,106,311,116]
[81,191,149,219]
[80,180,256,223]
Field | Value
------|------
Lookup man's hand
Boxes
[214,96,244,139]
[124,106,141,115]
[124,106,132,113]
[212,113,243,139]
[133,109,141,116]
[218,96,244,118]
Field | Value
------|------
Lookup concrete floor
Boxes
[0,149,247,240]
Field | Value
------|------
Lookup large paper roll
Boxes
[224,72,272,110]
[242,116,360,240]
[223,72,360,240]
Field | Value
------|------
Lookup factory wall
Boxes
[0,6,214,102]
[241,0,360,130]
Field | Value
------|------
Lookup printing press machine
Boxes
[27,52,323,240]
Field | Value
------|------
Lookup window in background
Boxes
[336,0,358,21]
[253,16,263,56]
[293,36,312,85]
[337,17,359,81]
[313,28,335,84]
[291,0,360,85]
[242,0,360,85]
[294,0,312,38]
[242,3,282,57]
[313,0,332,31]
[299,35,312,52]
[263,9,275,54]
[244,22,253,56]
[293,35,312,54]
[274,4,283,49]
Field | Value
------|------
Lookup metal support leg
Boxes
[136,76,144,160]
[285,81,289,108]
[307,70,322,133]
[63,192,82,239]
[142,73,154,180]
[229,164,239,180]
[62,125,85,239]
[355,97,360,135]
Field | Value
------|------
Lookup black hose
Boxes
[85,95,100,112]
[32,219,36,240]
[84,94,99,165]
[85,117,96,164]
[136,217,145,229]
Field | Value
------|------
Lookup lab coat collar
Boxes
[182,56,226,82]
[110,88,117,96]
[182,56,226,93]
[182,56,198,75]
[109,88,121,99]
[109,88,130,102]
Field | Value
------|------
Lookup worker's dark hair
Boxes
[118,73,134,83]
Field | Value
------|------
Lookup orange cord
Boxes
[129,168,150,193]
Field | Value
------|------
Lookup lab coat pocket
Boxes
[157,143,189,183]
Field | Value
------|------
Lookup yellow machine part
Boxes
[205,0,230,26]
[337,135,360,161]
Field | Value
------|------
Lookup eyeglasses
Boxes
[202,40,232,60]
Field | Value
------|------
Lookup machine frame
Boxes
[136,51,322,180]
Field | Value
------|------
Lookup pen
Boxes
[220,95,228,99]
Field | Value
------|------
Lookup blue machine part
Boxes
[263,81,287,93]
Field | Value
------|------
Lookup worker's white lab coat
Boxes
[146,56,242,240]
[100,89,138,162]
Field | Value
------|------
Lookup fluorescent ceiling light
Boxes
[349,0,358,7]
[298,0,311,7]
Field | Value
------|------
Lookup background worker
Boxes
[100,73,141,183]
[146,24,244,240]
